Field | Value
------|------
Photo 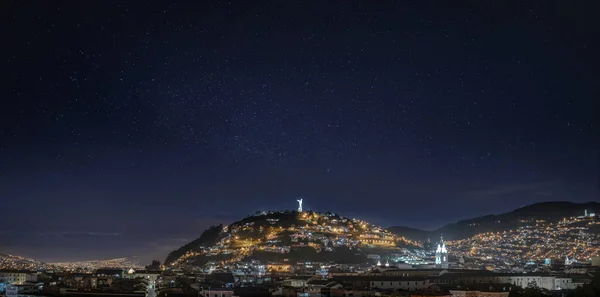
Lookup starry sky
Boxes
[1,1,598,263]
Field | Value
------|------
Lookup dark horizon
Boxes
[2,1,598,263]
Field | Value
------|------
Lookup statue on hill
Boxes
[297,198,303,212]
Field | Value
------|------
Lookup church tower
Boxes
[435,235,448,269]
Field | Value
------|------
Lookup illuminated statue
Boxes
[297,198,303,212]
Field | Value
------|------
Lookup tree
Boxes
[567,270,600,297]
[423,240,432,251]
[146,260,161,270]
[568,285,596,297]
[526,280,539,290]
[517,280,543,297]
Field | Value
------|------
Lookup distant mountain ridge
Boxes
[1,252,142,269]
[388,201,600,241]
[0,252,46,269]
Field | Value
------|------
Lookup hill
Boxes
[0,252,46,270]
[386,226,431,242]
[164,225,224,265]
[165,210,417,266]
[451,212,600,267]
[388,201,600,241]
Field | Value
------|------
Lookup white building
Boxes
[281,276,311,288]
[0,271,37,285]
[554,276,575,290]
[6,284,38,296]
[430,272,583,292]
[495,275,560,291]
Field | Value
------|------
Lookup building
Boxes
[430,271,585,292]
[281,276,312,287]
[554,276,576,290]
[574,275,594,287]
[0,270,37,285]
[370,277,430,291]
[582,209,596,218]
[497,274,557,291]
[435,237,449,269]
[449,284,511,297]
[367,254,381,261]
[95,268,124,278]
[268,264,292,272]
[307,279,342,289]
[206,272,235,288]
[331,275,431,291]
[331,275,371,289]
[197,288,234,297]
[591,256,600,267]
[334,270,587,293]
[124,269,161,282]
[412,294,451,297]
[320,288,380,297]
[5,284,38,296]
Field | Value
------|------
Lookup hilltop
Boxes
[165,210,417,266]
[388,201,600,241]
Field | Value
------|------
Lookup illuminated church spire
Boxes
[436,235,447,253]
[435,234,448,269]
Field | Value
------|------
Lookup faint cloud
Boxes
[171,238,190,242]
[39,231,122,238]
[62,232,122,238]
[195,211,235,221]
[534,190,553,197]
[152,243,181,252]
[469,182,554,200]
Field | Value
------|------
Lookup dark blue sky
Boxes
[1,1,598,263]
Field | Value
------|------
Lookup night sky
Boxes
[1,1,598,263]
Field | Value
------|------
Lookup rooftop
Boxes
[448,283,515,292]
[0,269,35,273]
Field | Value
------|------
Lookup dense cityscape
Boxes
[2,203,599,297]
[450,211,600,271]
